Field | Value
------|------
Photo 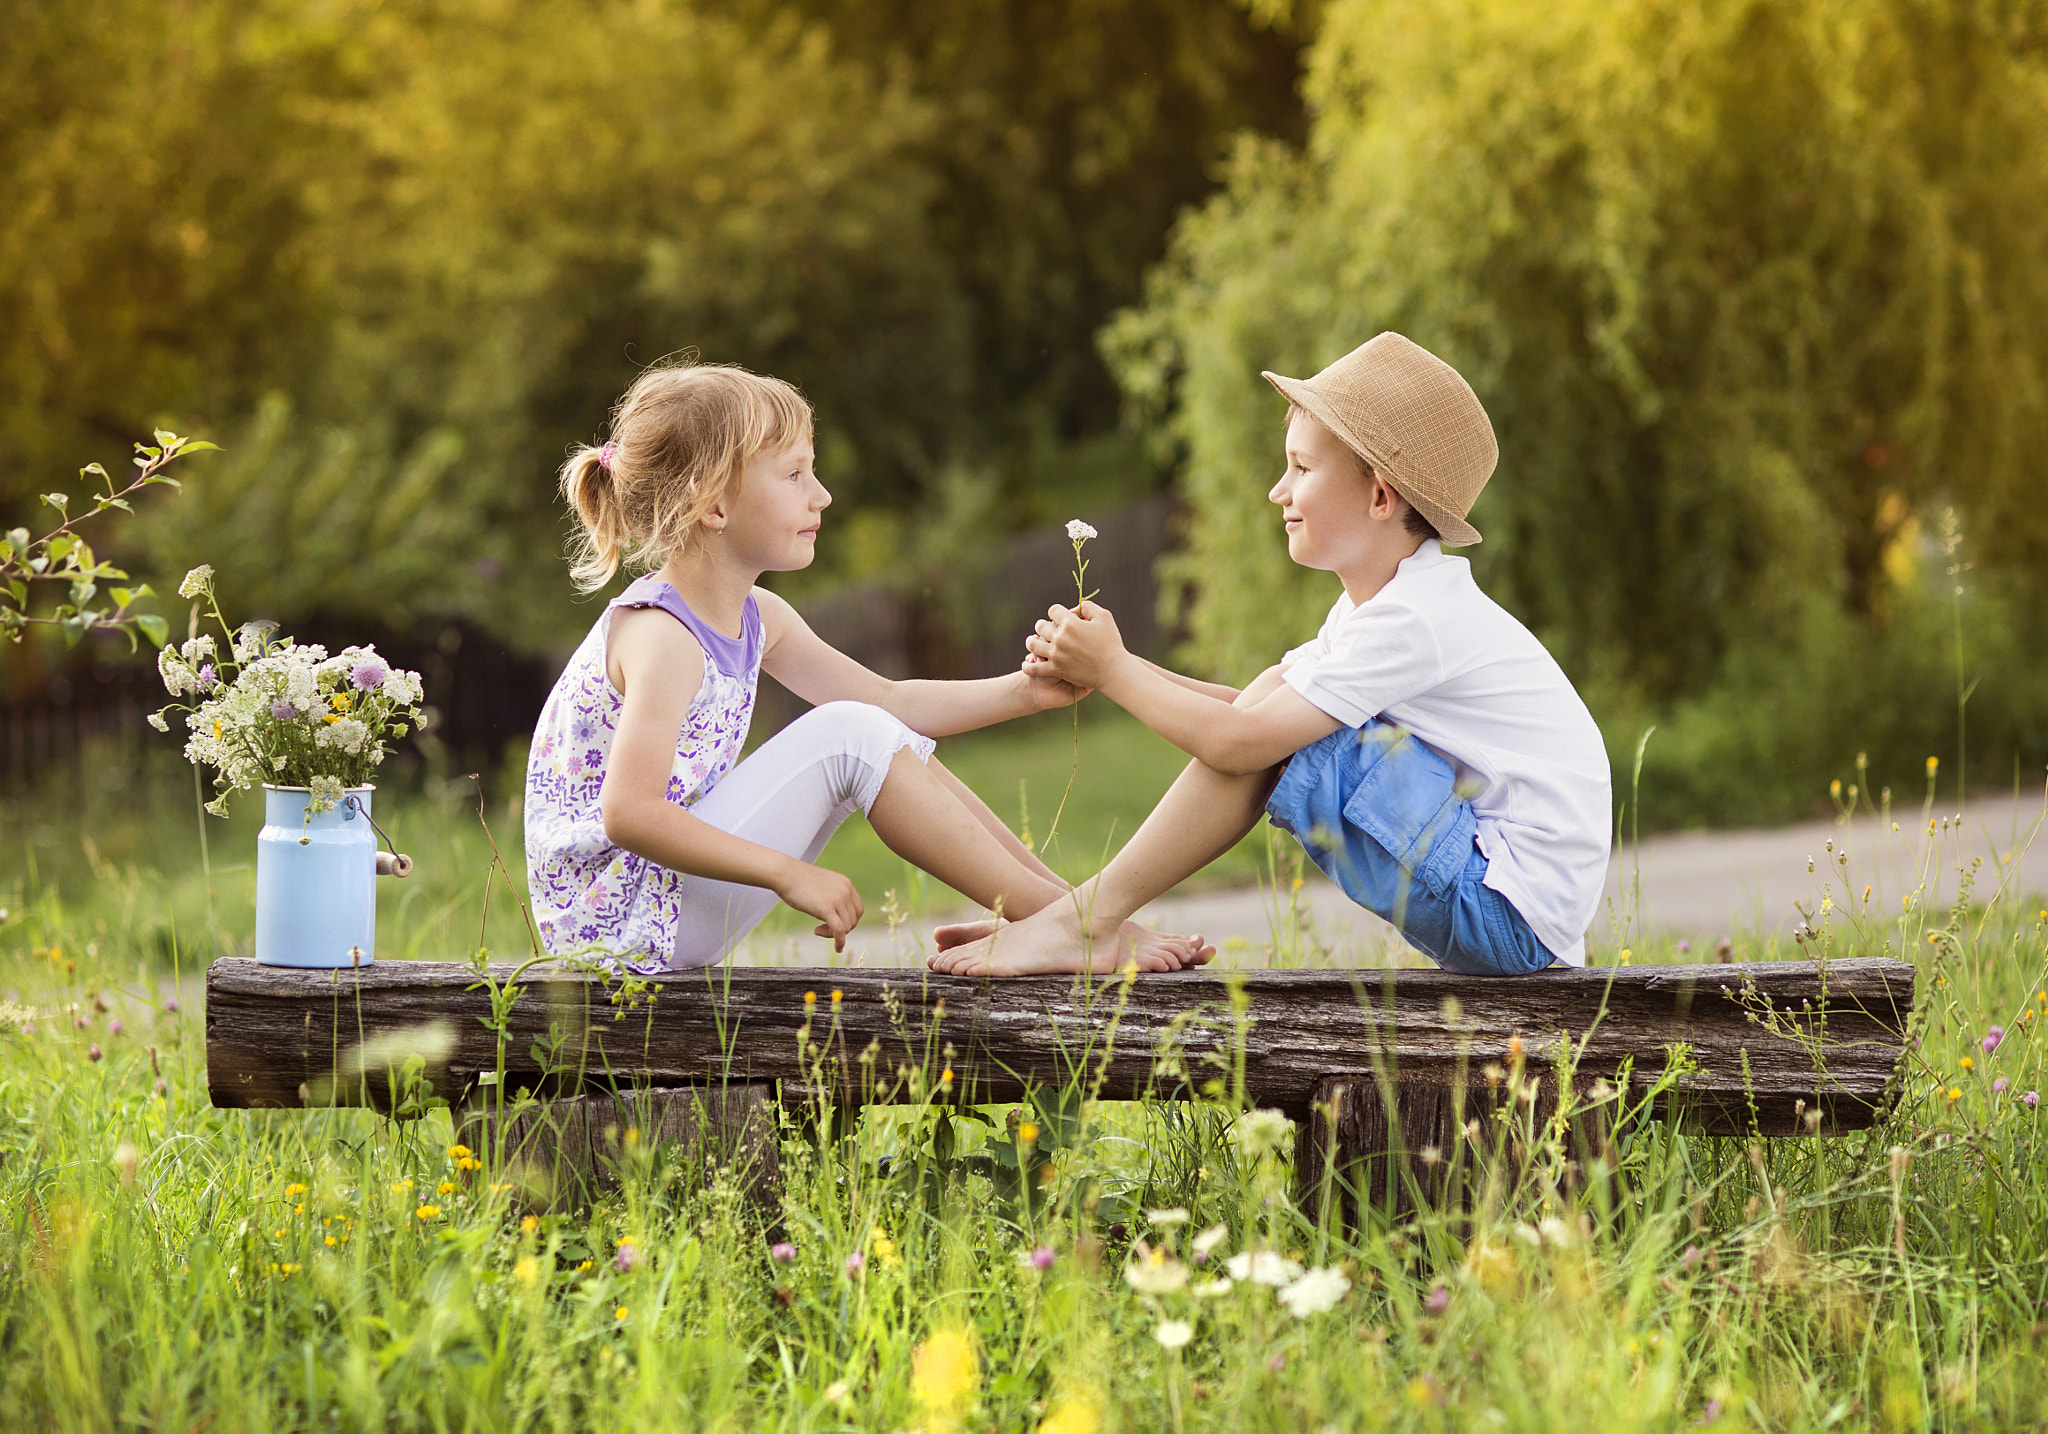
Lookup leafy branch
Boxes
[1,430,215,649]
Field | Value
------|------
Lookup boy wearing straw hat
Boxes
[929,332,1611,976]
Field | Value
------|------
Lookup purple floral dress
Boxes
[524,577,763,962]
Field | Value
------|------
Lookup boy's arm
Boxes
[601,606,864,949]
[1027,603,1340,774]
[756,588,1081,737]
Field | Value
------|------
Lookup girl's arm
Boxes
[755,588,1081,737]
[600,606,864,949]
[1027,603,1339,774]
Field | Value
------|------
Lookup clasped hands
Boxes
[1021,600,1130,694]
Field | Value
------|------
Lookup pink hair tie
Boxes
[597,441,618,471]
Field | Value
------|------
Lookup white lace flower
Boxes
[1192,1224,1230,1258]
[1152,1319,1193,1350]
[157,647,194,696]
[1190,1277,1234,1299]
[316,717,370,756]
[1065,519,1097,543]
[1123,1244,1189,1296]
[1234,1108,1294,1158]
[306,775,346,815]
[381,668,422,705]
[1224,1250,1301,1287]
[146,711,170,733]
[1277,1266,1350,1318]
[176,565,214,600]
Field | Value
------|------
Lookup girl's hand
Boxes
[1025,601,1129,692]
[776,861,864,952]
[1020,655,1091,710]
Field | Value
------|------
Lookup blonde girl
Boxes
[524,361,1211,970]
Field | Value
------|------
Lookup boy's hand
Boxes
[1025,601,1130,693]
[776,861,863,952]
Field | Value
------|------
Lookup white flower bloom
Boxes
[315,717,370,756]
[146,712,170,733]
[1234,1108,1294,1158]
[1152,1319,1193,1350]
[1065,519,1098,544]
[157,647,194,696]
[1123,1245,1189,1296]
[1277,1266,1351,1318]
[307,775,346,815]
[1192,1224,1230,1258]
[1190,1277,1234,1299]
[176,565,214,600]
[1147,1207,1190,1227]
[381,668,420,705]
[1225,1250,1301,1287]
[178,634,216,666]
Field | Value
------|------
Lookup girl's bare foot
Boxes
[925,902,1193,976]
[931,917,1212,969]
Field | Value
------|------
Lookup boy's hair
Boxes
[1284,402,1441,544]
[561,361,813,592]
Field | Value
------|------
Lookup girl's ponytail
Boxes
[561,443,626,592]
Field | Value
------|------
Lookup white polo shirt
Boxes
[1281,541,1611,964]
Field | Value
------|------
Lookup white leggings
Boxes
[668,700,934,967]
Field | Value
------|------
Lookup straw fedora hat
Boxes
[1262,333,1497,547]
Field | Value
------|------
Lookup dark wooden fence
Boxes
[0,498,1180,794]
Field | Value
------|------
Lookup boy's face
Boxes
[1268,410,1396,573]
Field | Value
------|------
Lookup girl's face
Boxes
[715,436,830,571]
[1268,410,1391,573]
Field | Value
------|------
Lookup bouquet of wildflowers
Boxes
[149,566,425,816]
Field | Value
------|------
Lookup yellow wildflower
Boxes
[284,1183,307,1197]
[437,1180,457,1195]
[830,989,843,1005]
[910,1326,980,1431]
[1960,1057,1974,1072]
[514,1256,541,1288]
[614,1306,628,1321]
[415,1204,441,1220]
[324,1236,337,1248]
[520,1215,540,1234]
[1038,1393,1101,1434]
[1946,1088,1962,1103]
[871,1229,901,1268]
[1018,1122,1039,1145]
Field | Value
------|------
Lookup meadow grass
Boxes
[1,748,2045,1429]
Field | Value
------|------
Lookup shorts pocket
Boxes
[1341,726,1473,898]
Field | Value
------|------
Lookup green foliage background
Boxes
[1108,0,2048,824]
[1,0,1300,646]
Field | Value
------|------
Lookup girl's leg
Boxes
[672,702,1205,968]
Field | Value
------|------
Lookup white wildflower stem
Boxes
[1037,528,1096,860]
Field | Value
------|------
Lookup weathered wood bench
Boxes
[206,956,1916,1217]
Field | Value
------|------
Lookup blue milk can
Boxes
[255,785,380,968]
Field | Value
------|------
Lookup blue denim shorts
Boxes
[1264,722,1556,976]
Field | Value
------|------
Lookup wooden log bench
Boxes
[205,956,1916,1216]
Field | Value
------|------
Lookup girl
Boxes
[524,361,1212,971]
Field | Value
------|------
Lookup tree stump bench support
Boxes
[205,957,1915,1217]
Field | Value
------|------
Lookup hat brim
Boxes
[1262,370,1483,547]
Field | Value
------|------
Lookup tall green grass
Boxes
[1,747,2045,1428]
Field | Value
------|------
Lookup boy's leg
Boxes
[928,674,1290,976]
[869,745,1211,968]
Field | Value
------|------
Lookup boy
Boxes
[929,332,1611,976]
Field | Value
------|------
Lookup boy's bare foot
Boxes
[925,902,1205,976]
[930,916,1212,969]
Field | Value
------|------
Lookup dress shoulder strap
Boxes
[609,577,762,678]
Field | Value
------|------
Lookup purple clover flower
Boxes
[351,658,389,691]
[771,1242,796,1264]
[2025,1091,2041,1109]
[843,1251,865,1276]
[1982,1026,2005,1054]
[1993,1078,2009,1095]
[87,1044,103,1062]
[1422,1283,1450,1314]
[614,1240,642,1273]
[272,700,297,721]
[1030,1244,1055,1270]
